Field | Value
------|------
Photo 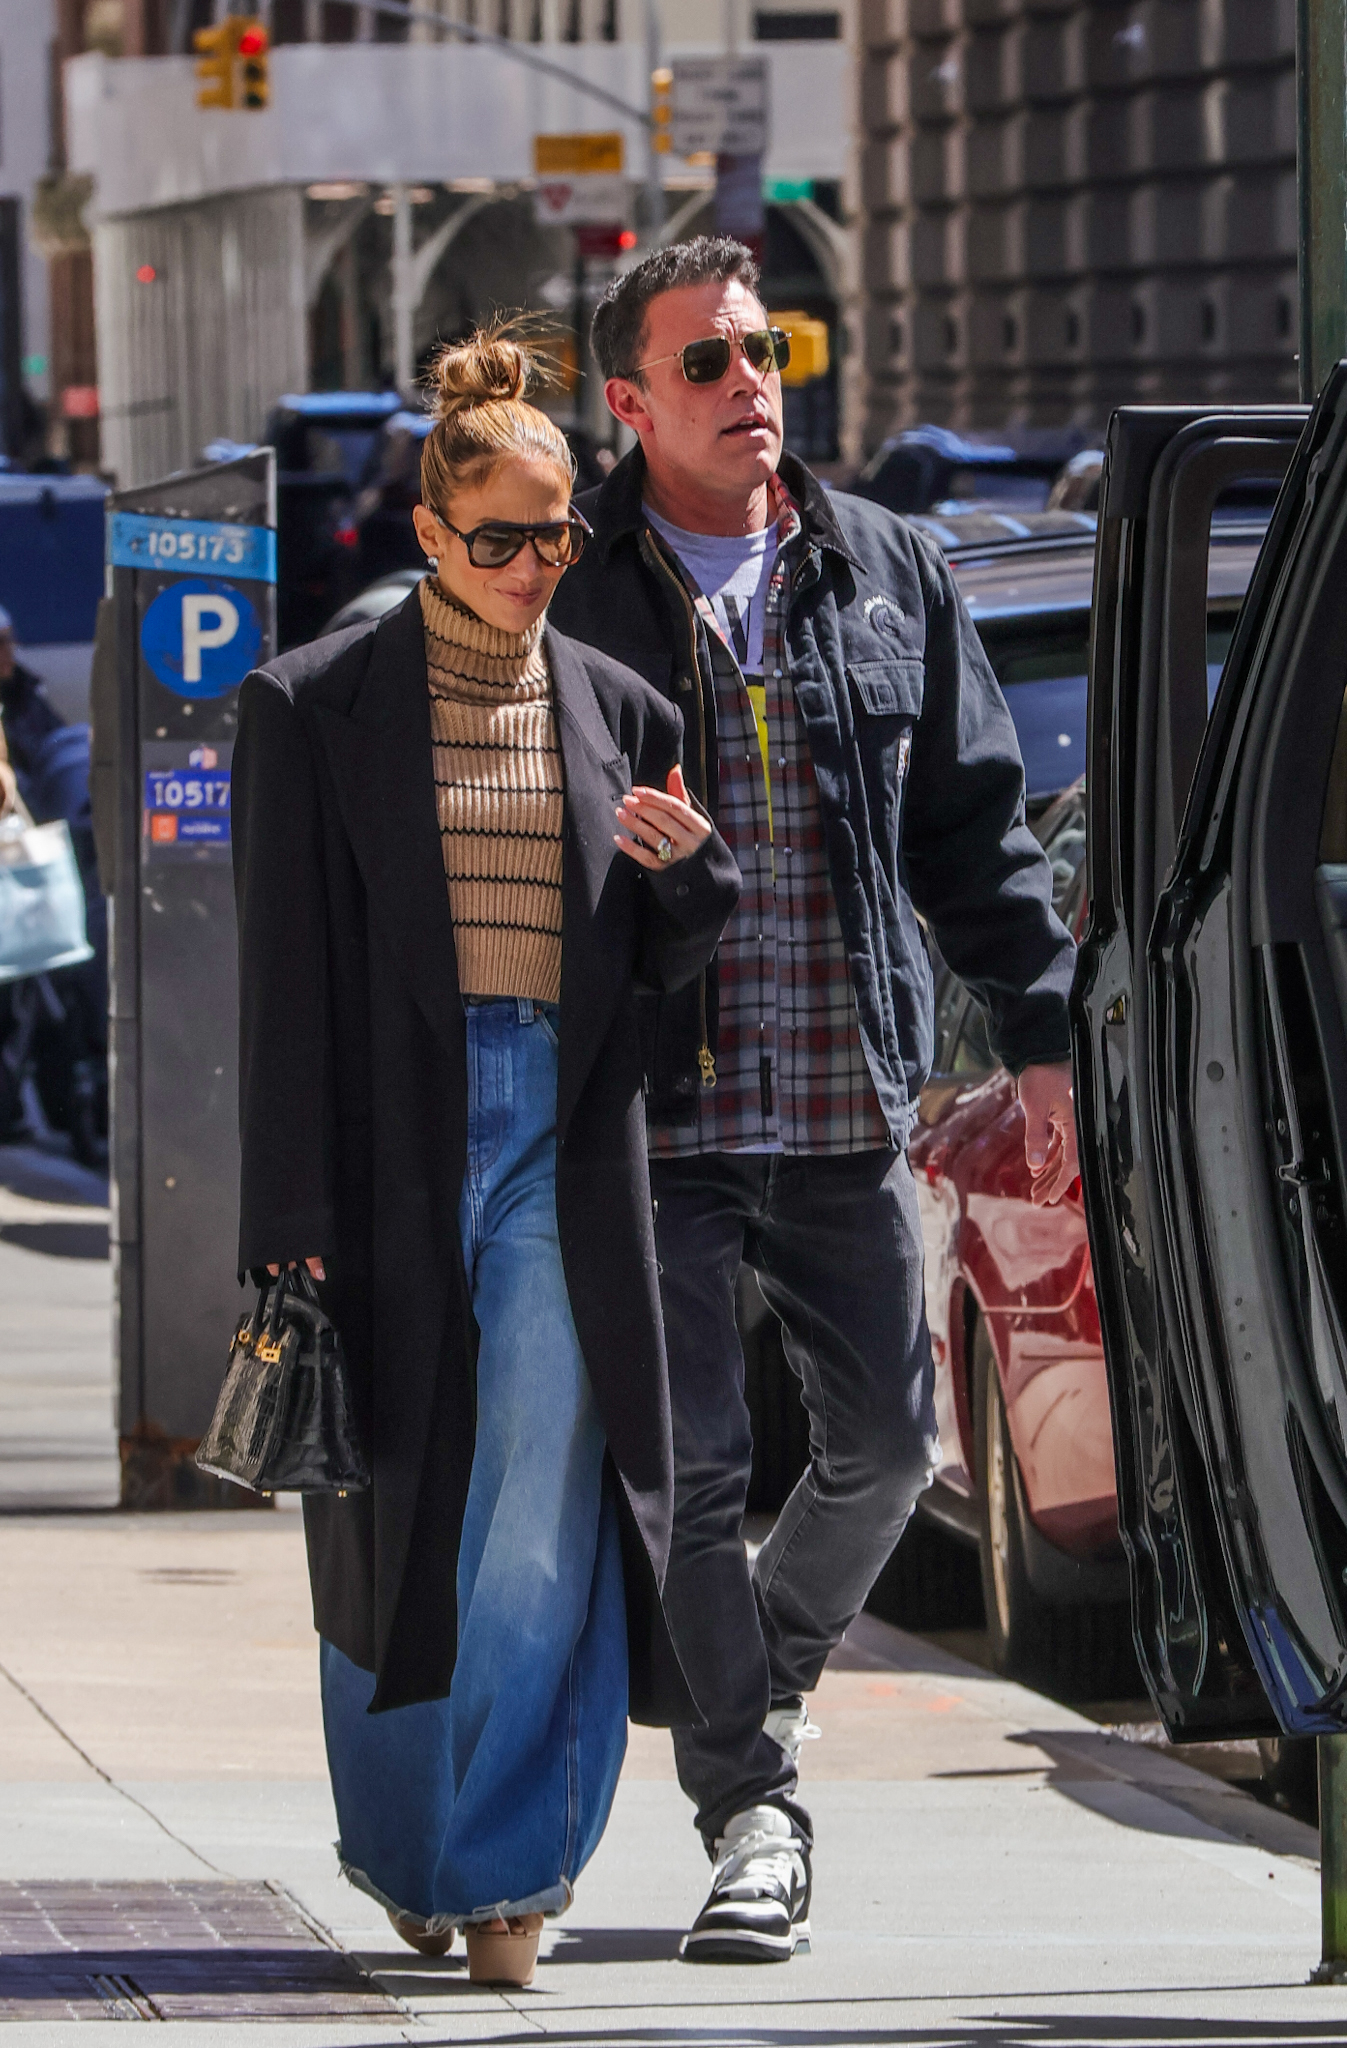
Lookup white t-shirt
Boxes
[643,506,778,674]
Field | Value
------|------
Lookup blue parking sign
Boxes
[140,577,262,699]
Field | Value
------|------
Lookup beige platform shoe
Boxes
[464,1912,545,1986]
[387,1910,454,1957]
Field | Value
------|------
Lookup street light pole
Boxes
[1296,0,1347,399]
[643,0,663,246]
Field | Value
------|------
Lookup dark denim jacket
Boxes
[549,447,1076,1142]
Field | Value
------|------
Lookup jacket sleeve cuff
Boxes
[647,826,740,930]
[237,1203,335,1281]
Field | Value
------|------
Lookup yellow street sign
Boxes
[533,132,625,176]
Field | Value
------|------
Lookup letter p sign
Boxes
[140,576,262,699]
[181,593,239,683]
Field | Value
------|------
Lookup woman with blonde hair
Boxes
[231,327,737,1987]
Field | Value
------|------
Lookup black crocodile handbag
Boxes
[196,1266,369,1495]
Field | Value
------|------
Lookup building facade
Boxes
[858,0,1298,440]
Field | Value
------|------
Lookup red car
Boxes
[901,779,1135,1692]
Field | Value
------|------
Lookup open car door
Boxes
[1072,389,1347,1739]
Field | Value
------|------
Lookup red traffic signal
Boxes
[237,23,267,55]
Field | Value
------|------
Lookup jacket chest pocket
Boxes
[847,658,924,804]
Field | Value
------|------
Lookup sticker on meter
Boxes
[140,576,262,699]
[144,754,232,846]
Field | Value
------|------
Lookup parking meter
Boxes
[96,451,275,1506]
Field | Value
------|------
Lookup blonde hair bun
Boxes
[419,320,576,510]
[429,329,531,419]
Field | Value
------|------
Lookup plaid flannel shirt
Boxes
[648,477,890,1157]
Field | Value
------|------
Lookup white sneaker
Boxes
[682,1804,811,1962]
[763,1695,822,1767]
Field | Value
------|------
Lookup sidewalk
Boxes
[1,1140,1344,2042]
[0,1143,117,1512]
[0,1507,1341,2045]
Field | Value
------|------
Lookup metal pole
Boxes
[1314,1734,1347,1981]
[643,0,663,246]
[1296,0,1347,399]
[391,183,414,397]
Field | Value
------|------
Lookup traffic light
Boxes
[651,67,673,155]
[193,19,238,110]
[193,17,269,112]
[237,21,269,109]
[769,312,831,386]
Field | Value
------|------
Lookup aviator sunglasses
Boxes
[634,326,792,386]
[435,506,592,569]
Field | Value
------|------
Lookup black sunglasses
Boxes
[634,326,791,386]
[434,508,591,569]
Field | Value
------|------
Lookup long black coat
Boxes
[232,588,740,1718]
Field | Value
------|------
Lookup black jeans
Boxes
[649,1150,938,1850]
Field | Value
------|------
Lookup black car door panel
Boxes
[1076,401,1310,1738]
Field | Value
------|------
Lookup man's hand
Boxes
[1017,1060,1079,1206]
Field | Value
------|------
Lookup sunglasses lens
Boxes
[469,526,525,567]
[743,328,791,375]
[681,337,733,384]
[531,526,572,567]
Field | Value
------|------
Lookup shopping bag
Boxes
[0,810,95,984]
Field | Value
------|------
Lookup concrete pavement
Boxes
[0,1508,1342,2044]
[1,1138,1345,2041]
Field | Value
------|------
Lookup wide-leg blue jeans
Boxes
[321,998,629,1931]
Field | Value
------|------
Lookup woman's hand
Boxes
[614,765,712,871]
[267,1257,326,1280]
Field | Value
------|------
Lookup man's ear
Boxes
[604,375,653,435]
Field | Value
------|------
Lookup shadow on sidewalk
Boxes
[397,2007,1347,2047]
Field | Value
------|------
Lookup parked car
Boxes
[206,392,406,650]
[851,425,1089,518]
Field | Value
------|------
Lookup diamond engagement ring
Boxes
[656,835,674,863]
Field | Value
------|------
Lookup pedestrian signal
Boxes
[193,16,269,112]
[651,68,673,155]
[237,21,270,109]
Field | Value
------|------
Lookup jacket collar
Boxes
[589,443,864,572]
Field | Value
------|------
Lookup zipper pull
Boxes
[698,1044,717,1089]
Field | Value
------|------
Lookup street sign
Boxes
[533,173,630,230]
[671,57,769,158]
[139,578,263,698]
[533,131,625,176]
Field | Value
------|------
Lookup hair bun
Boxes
[428,328,531,418]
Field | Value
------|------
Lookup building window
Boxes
[1277,295,1293,338]
[1201,299,1217,343]
[944,315,959,355]
[564,0,581,35]
[1131,302,1146,344]
[1065,309,1080,347]
[754,11,840,38]
[1002,314,1017,352]
[601,0,617,35]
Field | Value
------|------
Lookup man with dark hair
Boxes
[549,236,1078,1962]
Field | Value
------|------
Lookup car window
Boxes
[982,611,1243,807]
[303,426,383,485]
[951,998,994,1075]
[1040,801,1087,914]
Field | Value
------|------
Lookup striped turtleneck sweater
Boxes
[421,576,564,1003]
